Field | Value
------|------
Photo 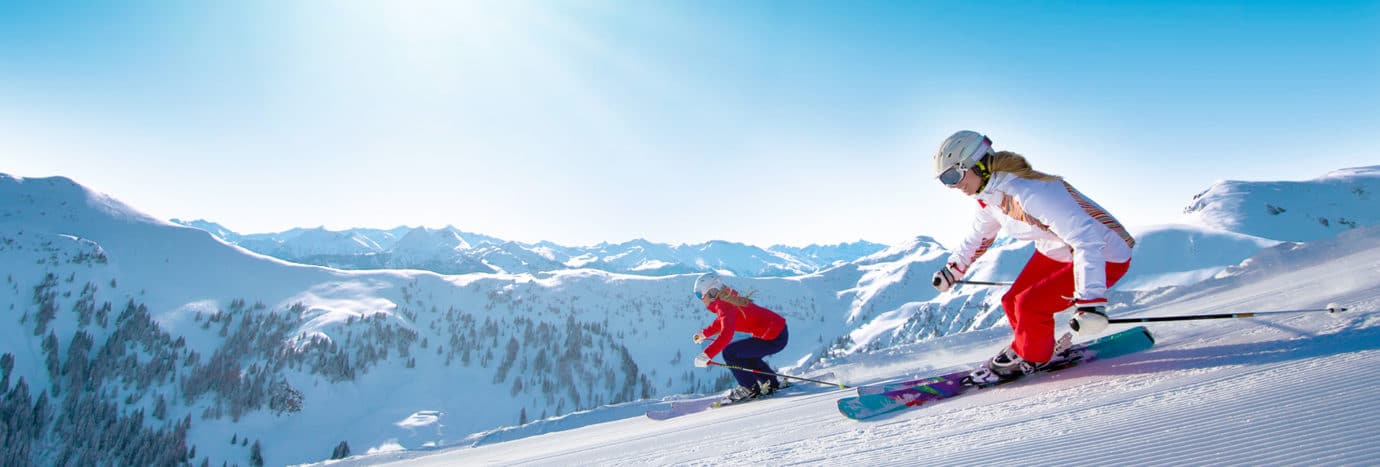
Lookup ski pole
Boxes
[956,280,1013,287]
[931,277,1013,288]
[709,362,848,389]
[1109,305,1349,324]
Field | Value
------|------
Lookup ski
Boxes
[855,333,1075,396]
[644,389,782,420]
[646,373,831,420]
[645,396,722,420]
[855,334,1070,395]
[855,369,974,397]
[837,326,1155,420]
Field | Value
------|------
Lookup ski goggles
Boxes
[938,166,966,186]
[695,288,722,300]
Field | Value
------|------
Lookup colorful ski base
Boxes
[837,326,1155,420]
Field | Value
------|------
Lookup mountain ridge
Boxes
[171,219,890,278]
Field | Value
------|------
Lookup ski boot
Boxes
[721,384,762,404]
[1040,333,1085,371]
[963,346,1037,386]
[758,378,790,397]
[963,333,1076,386]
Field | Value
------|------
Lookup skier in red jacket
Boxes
[691,272,789,402]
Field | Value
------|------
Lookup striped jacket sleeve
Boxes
[947,202,1001,274]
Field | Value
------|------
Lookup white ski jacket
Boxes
[947,172,1135,301]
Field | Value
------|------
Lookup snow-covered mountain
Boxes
[1184,165,1380,242]
[172,221,888,278]
[380,226,492,274]
[4,166,1377,466]
[172,218,242,242]
[771,241,893,270]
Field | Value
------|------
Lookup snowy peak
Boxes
[282,227,383,257]
[172,219,241,241]
[467,241,567,275]
[0,174,169,231]
[1183,165,1380,242]
[856,235,946,265]
[691,240,812,276]
[383,226,498,274]
[769,241,888,269]
[392,226,472,255]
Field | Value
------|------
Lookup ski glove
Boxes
[932,263,962,293]
[1069,300,1110,335]
[693,353,711,368]
[692,332,706,344]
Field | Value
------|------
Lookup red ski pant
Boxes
[1001,251,1131,363]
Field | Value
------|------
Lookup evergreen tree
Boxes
[331,441,352,460]
[154,395,167,420]
[1,352,12,391]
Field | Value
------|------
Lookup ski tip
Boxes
[1131,325,1155,345]
[835,399,865,420]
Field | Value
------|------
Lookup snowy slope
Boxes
[341,225,1380,466]
[1184,165,1380,242]
[1116,223,1279,291]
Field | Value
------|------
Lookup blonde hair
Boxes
[717,288,757,307]
[986,151,1060,181]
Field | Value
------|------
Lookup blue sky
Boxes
[3,1,1377,248]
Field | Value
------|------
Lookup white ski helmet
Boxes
[693,272,725,299]
[933,130,993,185]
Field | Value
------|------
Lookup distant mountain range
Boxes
[171,220,888,277]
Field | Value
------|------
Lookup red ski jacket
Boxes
[700,298,786,359]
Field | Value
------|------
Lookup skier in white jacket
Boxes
[930,131,1135,384]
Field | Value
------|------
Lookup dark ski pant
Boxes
[722,325,789,389]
